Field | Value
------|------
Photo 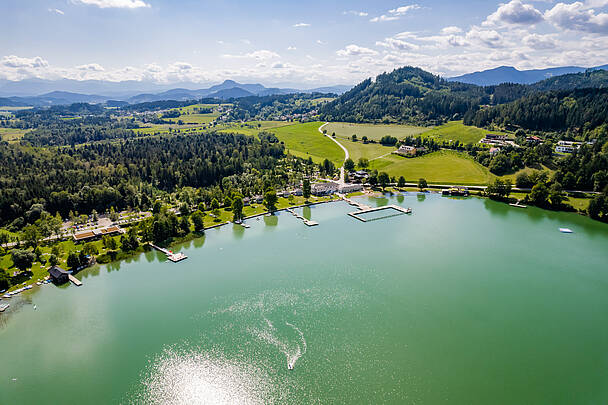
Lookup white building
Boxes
[396,145,417,156]
[338,183,364,194]
[555,140,582,154]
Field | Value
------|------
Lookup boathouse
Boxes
[48,266,70,284]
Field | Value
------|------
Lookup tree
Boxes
[357,157,369,169]
[264,189,278,212]
[232,195,244,222]
[82,242,99,256]
[397,176,406,188]
[351,134,357,142]
[418,178,428,191]
[11,249,35,271]
[178,216,191,236]
[378,172,390,190]
[549,182,566,207]
[102,234,118,250]
[302,178,311,200]
[224,196,233,209]
[120,227,140,252]
[530,182,549,207]
[67,251,81,270]
[109,206,119,222]
[179,202,190,217]
[211,198,220,210]
[48,254,59,267]
[344,158,355,172]
[191,210,205,231]
[22,224,41,248]
[588,194,607,220]
[0,231,11,248]
[0,269,10,290]
[486,178,512,199]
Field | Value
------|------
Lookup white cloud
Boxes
[287,46,297,51]
[2,55,49,69]
[222,50,280,60]
[376,37,419,51]
[545,1,608,34]
[71,0,150,9]
[522,33,558,48]
[316,40,327,45]
[370,4,420,22]
[483,0,544,26]
[441,26,463,35]
[336,44,378,57]
[76,63,105,71]
[49,8,65,15]
[343,10,368,17]
[293,23,310,27]
[466,27,505,48]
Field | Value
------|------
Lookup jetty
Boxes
[348,204,412,223]
[509,202,528,208]
[68,274,82,286]
[286,208,319,227]
[343,197,372,210]
[149,243,188,263]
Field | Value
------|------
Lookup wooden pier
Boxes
[149,243,188,263]
[348,204,412,223]
[287,208,319,226]
[68,275,82,286]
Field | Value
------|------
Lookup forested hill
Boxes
[319,66,608,125]
[464,88,608,132]
[319,67,485,125]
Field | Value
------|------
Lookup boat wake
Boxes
[250,313,307,371]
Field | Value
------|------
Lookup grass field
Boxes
[0,127,28,141]
[218,121,291,136]
[310,97,335,105]
[370,150,494,185]
[270,122,345,165]
[0,106,32,112]
[340,138,395,163]
[419,121,509,145]
[166,113,217,125]
[324,122,427,142]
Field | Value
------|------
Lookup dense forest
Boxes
[464,88,608,132]
[0,132,285,227]
[320,67,608,125]
[228,92,333,121]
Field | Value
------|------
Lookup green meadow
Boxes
[270,122,345,165]
[324,122,427,142]
[0,127,29,142]
[419,121,510,145]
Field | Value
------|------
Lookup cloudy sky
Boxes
[1,0,608,87]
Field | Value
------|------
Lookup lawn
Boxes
[324,122,427,142]
[369,150,494,185]
[270,122,345,165]
[419,121,509,145]
[340,138,395,163]
[0,127,29,142]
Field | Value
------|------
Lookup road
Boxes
[319,122,349,184]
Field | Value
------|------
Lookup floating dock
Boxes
[509,203,528,208]
[287,208,319,226]
[348,204,412,222]
[68,275,82,286]
[149,243,188,262]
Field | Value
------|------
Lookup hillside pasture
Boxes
[0,127,29,141]
[419,121,510,145]
[370,150,494,185]
[270,122,345,165]
[324,122,427,142]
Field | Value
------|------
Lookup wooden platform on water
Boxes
[348,204,412,222]
[149,243,188,263]
[68,275,82,286]
[287,208,319,226]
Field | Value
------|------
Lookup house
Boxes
[338,183,363,194]
[395,145,417,156]
[292,189,303,196]
[311,182,339,196]
[48,266,70,284]
[526,135,543,144]
[480,134,508,146]
[489,147,501,155]
[242,197,250,206]
[73,225,124,243]
[555,140,582,154]
[442,187,469,197]
[352,170,369,180]
[253,195,264,204]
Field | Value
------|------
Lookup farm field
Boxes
[370,150,495,185]
[324,122,427,142]
[340,138,395,163]
[270,122,345,165]
[0,127,29,141]
[166,113,217,124]
[419,121,510,145]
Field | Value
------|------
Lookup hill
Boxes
[448,64,608,85]
[321,66,608,125]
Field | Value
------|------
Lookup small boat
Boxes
[0,303,9,312]
[2,294,10,299]
[287,363,294,370]
[33,305,37,310]
[559,228,573,233]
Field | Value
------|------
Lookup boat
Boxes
[559,228,573,233]
[33,305,37,310]
[509,203,527,208]
[287,362,294,370]
[0,303,9,312]
[3,294,10,299]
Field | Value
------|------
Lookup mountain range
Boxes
[448,65,608,86]
[0,79,352,107]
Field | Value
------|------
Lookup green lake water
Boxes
[1,194,608,404]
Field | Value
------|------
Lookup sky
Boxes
[1,0,608,87]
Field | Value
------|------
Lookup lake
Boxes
[1,194,608,404]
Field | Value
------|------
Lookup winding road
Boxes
[318,122,349,184]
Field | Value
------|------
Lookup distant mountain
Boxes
[448,65,608,86]
[0,78,353,106]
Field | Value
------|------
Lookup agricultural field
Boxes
[310,97,335,105]
[0,127,29,142]
[0,106,32,112]
[270,122,345,165]
[369,150,495,185]
[217,121,291,136]
[419,121,510,145]
[340,138,395,163]
[324,122,427,142]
